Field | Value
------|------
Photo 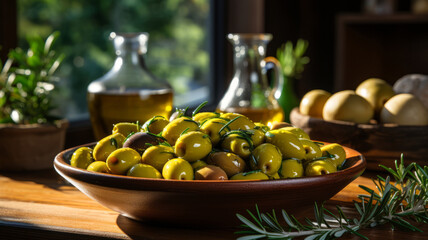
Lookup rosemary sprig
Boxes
[236,154,428,239]
[192,101,208,116]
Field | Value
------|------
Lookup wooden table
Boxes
[0,169,427,240]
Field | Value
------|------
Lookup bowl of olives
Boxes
[54,109,366,227]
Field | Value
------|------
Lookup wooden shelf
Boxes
[335,13,428,90]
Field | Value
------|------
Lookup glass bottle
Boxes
[87,32,173,140]
[216,33,284,127]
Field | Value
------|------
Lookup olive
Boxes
[127,163,162,179]
[162,117,200,145]
[230,171,269,180]
[199,118,229,146]
[265,129,306,160]
[142,116,169,134]
[277,126,310,139]
[141,145,175,172]
[106,147,141,175]
[195,165,228,180]
[299,138,322,161]
[254,122,270,133]
[279,159,304,178]
[123,132,161,154]
[269,172,281,180]
[247,128,265,147]
[220,132,252,159]
[162,158,194,180]
[305,159,337,176]
[112,122,139,138]
[86,161,110,173]
[70,147,94,169]
[270,122,293,130]
[320,143,346,168]
[206,151,246,177]
[193,112,220,124]
[250,143,282,176]
[220,113,255,130]
[175,131,212,162]
[93,133,126,162]
[191,160,208,170]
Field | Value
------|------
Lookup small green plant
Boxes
[276,39,310,80]
[236,154,428,239]
[0,32,64,124]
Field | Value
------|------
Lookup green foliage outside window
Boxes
[18,0,210,119]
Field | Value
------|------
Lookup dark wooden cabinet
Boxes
[335,14,428,91]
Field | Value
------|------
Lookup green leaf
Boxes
[192,101,208,116]
[236,214,265,234]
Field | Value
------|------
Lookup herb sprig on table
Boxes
[236,155,428,240]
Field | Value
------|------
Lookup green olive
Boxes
[279,159,304,178]
[93,133,126,162]
[250,143,282,176]
[86,161,110,173]
[220,132,252,159]
[230,171,269,180]
[248,128,265,147]
[193,112,220,123]
[207,151,246,177]
[277,126,310,139]
[191,160,208,170]
[269,172,281,180]
[265,129,306,160]
[254,122,270,133]
[321,143,346,168]
[142,116,169,134]
[106,147,141,175]
[299,138,322,161]
[162,158,194,180]
[162,117,200,145]
[112,122,139,138]
[200,118,229,146]
[305,159,337,176]
[141,145,175,172]
[127,163,162,179]
[174,131,212,162]
[220,113,255,130]
[195,165,228,180]
[70,147,94,169]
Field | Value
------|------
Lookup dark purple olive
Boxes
[123,132,162,154]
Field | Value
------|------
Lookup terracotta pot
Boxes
[0,119,68,171]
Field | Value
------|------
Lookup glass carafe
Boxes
[87,32,173,140]
[216,33,284,127]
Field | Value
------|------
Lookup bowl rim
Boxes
[54,142,366,194]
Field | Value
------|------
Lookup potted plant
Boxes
[275,39,310,122]
[0,32,68,171]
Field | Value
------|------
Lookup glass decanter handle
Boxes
[263,56,284,100]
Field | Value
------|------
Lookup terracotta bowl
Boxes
[290,108,428,171]
[54,142,366,227]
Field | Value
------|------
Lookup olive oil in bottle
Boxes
[88,89,173,140]
[87,32,173,140]
[217,33,285,127]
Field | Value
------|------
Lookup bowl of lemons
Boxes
[291,76,428,171]
[54,108,365,227]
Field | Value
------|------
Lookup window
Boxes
[17,0,211,120]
